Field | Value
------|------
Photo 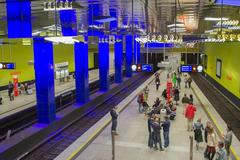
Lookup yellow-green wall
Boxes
[204,42,240,98]
[0,43,95,87]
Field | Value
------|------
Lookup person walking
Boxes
[152,118,164,151]
[187,76,193,88]
[184,74,188,88]
[155,77,160,91]
[206,127,217,160]
[137,92,144,113]
[143,86,150,101]
[223,125,233,157]
[173,88,180,105]
[176,75,181,89]
[216,141,228,160]
[172,72,177,88]
[8,81,14,101]
[193,118,204,150]
[185,102,197,131]
[110,106,119,135]
[181,93,190,114]
[204,121,213,158]
[0,93,2,105]
[189,94,194,104]
[162,116,171,148]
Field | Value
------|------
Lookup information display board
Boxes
[180,65,203,73]
[131,64,153,72]
[0,62,16,70]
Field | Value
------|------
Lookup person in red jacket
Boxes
[185,102,197,132]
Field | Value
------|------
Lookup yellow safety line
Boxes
[66,71,161,160]
[192,86,240,160]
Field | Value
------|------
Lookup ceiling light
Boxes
[204,17,229,21]
[44,36,79,44]
[167,24,185,28]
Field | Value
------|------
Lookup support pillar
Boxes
[74,41,89,103]
[33,38,56,123]
[114,36,123,83]
[125,35,133,77]
[99,36,109,91]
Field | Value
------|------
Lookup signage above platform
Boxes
[0,62,16,70]
[180,65,203,73]
[131,64,153,72]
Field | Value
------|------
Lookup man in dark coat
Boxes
[152,118,164,151]
[110,106,119,135]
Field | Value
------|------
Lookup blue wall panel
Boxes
[33,38,56,123]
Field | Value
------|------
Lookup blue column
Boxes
[114,35,123,83]
[137,40,141,63]
[33,38,55,123]
[126,35,133,77]
[74,41,89,103]
[98,36,109,91]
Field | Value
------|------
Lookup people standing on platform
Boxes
[162,89,167,100]
[187,76,193,88]
[110,106,119,135]
[137,92,144,113]
[184,74,188,88]
[155,76,160,91]
[206,127,217,160]
[189,94,194,104]
[143,86,150,101]
[172,72,177,88]
[162,116,171,148]
[182,93,190,114]
[185,102,197,131]
[0,93,2,105]
[177,75,181,89]
[174,88,180,105]
[223,125,232,157]
[204,121,213,158]
[216,141,228,160]
[8,81,14,101]
[193,118,204,150]
[152,117,164,151]
[147,114,154,148]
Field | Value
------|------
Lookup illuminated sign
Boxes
[44,1,73,11]
[180,65,203,73]
[0,62,16,70]
[131,64,153,72]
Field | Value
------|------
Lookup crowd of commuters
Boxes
[134,70,233,159]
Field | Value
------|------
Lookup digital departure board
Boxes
[180,65,203,73]
[131,64,153,72]
[0,62,16,70]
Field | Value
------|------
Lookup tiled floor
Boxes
[74,71,230,160]
[0,69,115,119]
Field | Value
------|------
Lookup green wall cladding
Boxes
[0,43,95,87]
[204,42,240,98]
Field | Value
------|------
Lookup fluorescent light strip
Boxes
[167,24,185,28]
[44,37,79,44]
[204,17,229,21]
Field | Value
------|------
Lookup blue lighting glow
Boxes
[180,65,192,72]
[145,43,174,48]
[216,0,240,6]
[114,35,123,83]
[6,0,32,38]
[59,10,77,36]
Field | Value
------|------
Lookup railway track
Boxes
[20,73,150,160]
[192,74,240,141]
